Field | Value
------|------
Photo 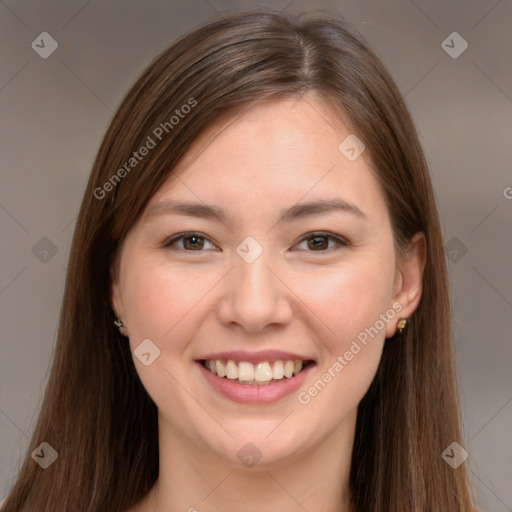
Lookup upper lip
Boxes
[197,350,313,364]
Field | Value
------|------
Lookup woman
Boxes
[2,10,476,512]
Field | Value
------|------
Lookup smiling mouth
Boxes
[200,359,313,385]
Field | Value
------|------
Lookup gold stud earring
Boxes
[397,318,408,335]
[114,318,129,336]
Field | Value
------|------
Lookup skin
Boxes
[112,94,426,512]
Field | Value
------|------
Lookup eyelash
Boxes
[162,231,348,253]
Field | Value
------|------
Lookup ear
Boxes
[111,281,123,320]
[385,232,427,338]
[110,258,129,336]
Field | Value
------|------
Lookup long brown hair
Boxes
[3,10,475,512]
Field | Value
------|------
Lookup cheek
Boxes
[295,260,394,347]
[120,261,219,412]
[121,260,220,348]
[292,260,394,407]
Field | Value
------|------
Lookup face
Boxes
[111,95,422,470]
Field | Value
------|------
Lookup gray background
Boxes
[1,0,511,510]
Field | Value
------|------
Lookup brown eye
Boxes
[182,235,205,250]
[163,232,217,251]
[295,232,348,252]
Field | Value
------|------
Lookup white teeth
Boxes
[215,360,226,378]
[225,360,238,380]
[272,360,284,379]
[204,359,307,384]
[238,361,254,381]
[284,360,294,378]
[254,362,273,382]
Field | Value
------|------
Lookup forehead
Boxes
[144,95,388,226]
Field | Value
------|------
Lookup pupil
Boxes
[186,236,202,249]
[309,236,327,250]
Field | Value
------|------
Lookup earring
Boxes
[114,318,129,336]
[397,317,408,335]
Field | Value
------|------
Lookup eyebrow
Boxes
[144,197,367,225]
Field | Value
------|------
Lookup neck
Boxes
[141,412,355,512]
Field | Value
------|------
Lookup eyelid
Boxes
[163,231,349,252]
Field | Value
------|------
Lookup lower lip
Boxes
[197,361,315,404]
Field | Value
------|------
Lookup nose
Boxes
[216,248,293,333]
